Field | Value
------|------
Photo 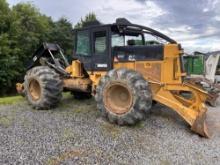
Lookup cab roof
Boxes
[74,18,177,44]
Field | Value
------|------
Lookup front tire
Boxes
[95,68,152,125]
[24,66,63,109]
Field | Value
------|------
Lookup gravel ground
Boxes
[0,94,220,165]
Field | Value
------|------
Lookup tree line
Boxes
[0,0,97,96]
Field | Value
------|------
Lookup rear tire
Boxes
[95,68,152,125]
[24,66,63,109]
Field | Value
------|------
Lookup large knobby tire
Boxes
[24,66,63,110]
[95,68,152,125]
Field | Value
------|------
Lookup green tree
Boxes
[49,17,73,55]
[0,0,10,33]
[74,12,98,29]
[0,2,96,96]
[0,0,21,95]
[0,2,54,95]
[11,3,53,63]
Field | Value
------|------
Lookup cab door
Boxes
[74,29,93,71]
[91,27,111,71]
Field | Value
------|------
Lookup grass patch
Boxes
[0,95,24,105]
[0,116,14,127]
[62,128,75,140]
[130,121,145,129]
[62,92,72,98]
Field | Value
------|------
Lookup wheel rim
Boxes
[103,82,133,115]
[29,79,41,101]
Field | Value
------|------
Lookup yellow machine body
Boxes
[65,44,210,138]
[16,43,210,137]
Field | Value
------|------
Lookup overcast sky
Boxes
[7,0,220,53]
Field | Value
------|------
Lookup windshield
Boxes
[111,32,166,47]
[112,34,144,47]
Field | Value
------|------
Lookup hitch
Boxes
[16,83,24,95]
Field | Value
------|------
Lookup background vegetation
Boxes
[0,0,97,96]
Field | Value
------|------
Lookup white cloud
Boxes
[95,0,165,26]
[203,8,209,13]
[214,16,220,21]
[6,0,220,53]
[181,36,220,53]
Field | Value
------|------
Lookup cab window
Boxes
[94,31,107,55]
[76,30,90,56]
[111,33,144,47]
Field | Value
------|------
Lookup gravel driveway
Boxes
[0,93,220,165]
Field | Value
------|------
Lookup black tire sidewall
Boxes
[24,66,63,109]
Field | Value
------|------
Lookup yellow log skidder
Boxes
[16,18,211,137]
